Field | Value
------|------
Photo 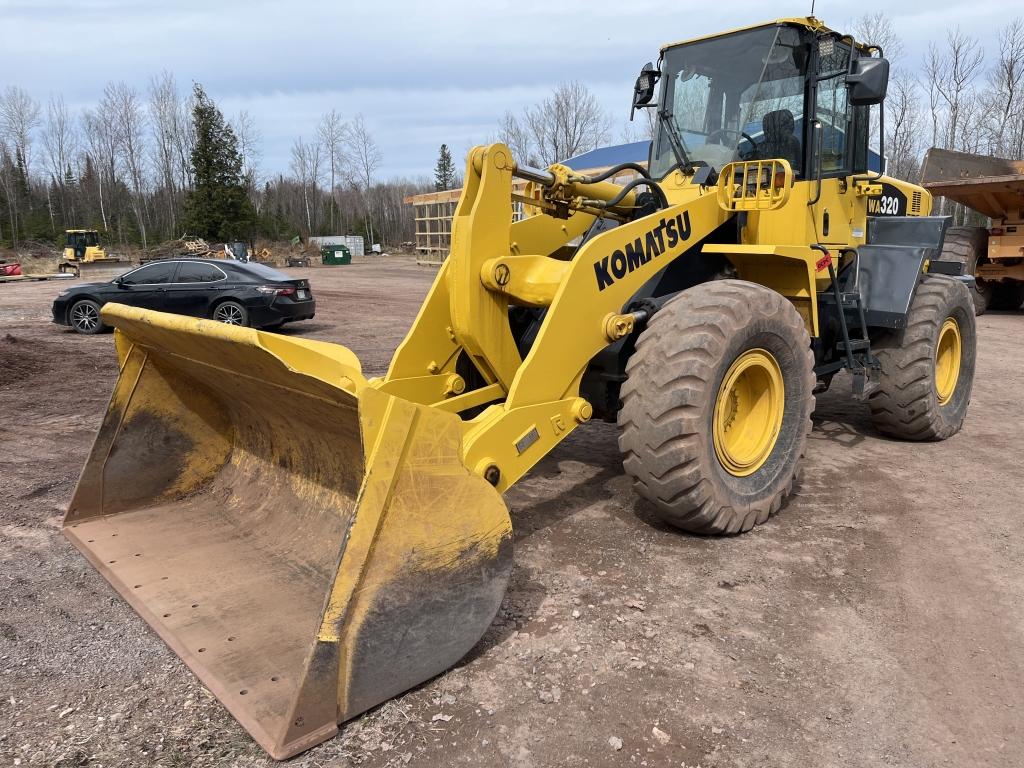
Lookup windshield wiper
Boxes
[657,107,695,174]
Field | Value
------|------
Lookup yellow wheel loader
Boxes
[59,229,130,279]
[63,17,976,759]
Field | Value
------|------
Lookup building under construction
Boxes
[406,141,650,261]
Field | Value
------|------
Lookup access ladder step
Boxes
[837,339,870,352]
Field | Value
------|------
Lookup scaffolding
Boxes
[405,182,530,264]
[405,156,647,265]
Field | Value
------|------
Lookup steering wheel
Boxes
[706,129,757,160]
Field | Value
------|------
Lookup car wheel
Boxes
[213,301,249,327]
[69,299,106,335]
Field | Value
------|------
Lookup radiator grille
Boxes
[911,190,923,214]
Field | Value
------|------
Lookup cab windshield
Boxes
[67,231,99,248]
[650,25,811,177]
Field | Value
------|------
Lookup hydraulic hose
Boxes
[573,162,653,184]
[586,176,669,211]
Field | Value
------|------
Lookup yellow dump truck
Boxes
[922,147,1024,314]
[63,17,975,759]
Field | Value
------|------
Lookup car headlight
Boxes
[58,289,72,297]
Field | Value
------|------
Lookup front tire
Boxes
[212,300,249,327]
[617,280,815,535]
[69,299,105,335]
[868,275,976,440]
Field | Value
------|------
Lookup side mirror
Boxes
[846,57,889,106]
[632,62,660,109]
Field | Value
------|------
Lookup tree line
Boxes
[3,14,1022,250]
[0,74,434,251]
[852,13,1024,220]
[0,72,617,252]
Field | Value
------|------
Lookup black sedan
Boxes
[52,259,316,334]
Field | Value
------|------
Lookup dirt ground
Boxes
[2,261,1022,768]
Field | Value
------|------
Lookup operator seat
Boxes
[759,109,801,170]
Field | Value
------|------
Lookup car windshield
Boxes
[650,24,811,177]
[240,262,293,282]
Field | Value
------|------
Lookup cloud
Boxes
[1,0,1014,177]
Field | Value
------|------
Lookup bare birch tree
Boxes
[42,95,78,223]
[924,29,984,151]
[317,110,346,232]
[851,12,904,61]
[851,12,906,150]
[0,86,41,177]
[924,29,985,216]
[981,19,1024,158]
[82,106,118,233]
[885,74,924,180]
[149,72,185,235]
[290,136,323,234]
[109,82,150,248]
[342,114,382,244]
[233,109,262,217]
[525,81,610,165]
[497,110,538,166]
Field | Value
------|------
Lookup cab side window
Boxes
[815,40,853,175]
[121,262,176,285]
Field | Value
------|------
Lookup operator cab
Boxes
[639,20,882,181]
[66,230,100,259]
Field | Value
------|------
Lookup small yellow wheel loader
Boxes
[63,17,976,759]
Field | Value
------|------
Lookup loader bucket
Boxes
[62,304,513,759]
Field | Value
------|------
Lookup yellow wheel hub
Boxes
[935,317,962,405]
[713,349,785,477]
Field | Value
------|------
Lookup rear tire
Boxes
[69,299,105,335]
[939,226,990,315]
[617,280,815,535]
[212,300,249,327]
[868,275,976,441]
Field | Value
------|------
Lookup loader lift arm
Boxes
[377,142,729,490]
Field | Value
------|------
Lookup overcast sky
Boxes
[0,0,1011,180]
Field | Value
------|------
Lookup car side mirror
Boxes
[846,57,889,106]
[115,277,127,288]
[632,62,660,109]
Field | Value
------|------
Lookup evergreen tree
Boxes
[183,84,253,241]
[434,144,455,191]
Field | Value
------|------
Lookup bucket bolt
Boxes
[445,374,466,395]
[603,312,635,342]
[572,398,593,424]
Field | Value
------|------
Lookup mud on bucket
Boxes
[63,305,513,759]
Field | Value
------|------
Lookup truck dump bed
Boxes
[920,148,1024,220]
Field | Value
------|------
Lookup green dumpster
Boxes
[321,244,352,265]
